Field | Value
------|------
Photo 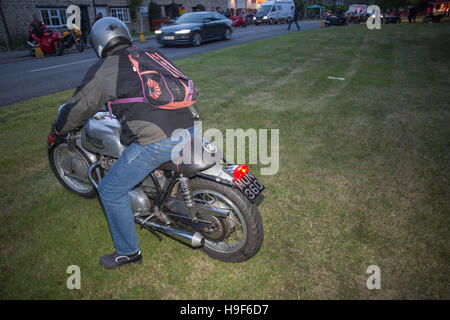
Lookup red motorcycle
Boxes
[231,15,247,28]
[27,29,64,56]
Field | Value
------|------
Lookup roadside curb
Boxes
[131,35,156,42]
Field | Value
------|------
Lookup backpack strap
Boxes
[186,79,194,102]
[107,97,145,119]
[144,51,187,79]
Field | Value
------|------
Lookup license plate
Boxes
[233,171,265,203]
[164,36,174,40]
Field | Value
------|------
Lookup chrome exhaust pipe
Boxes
[136,217,204,248]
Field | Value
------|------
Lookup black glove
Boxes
[47,125,65,147]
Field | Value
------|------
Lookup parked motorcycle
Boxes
[422,14,441,23]
[27,29,64,56]
[352,13,369,24]
[345,12,357,23]
[325,14,348,27]
[231,15,247,28]
[383,12,401,24]
[61,27,84,52]
[48,105,265,262]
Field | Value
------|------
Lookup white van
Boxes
[253,0,295,25]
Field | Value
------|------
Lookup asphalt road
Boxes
[0,21,322,107]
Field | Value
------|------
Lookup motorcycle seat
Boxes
[158,136,217,176]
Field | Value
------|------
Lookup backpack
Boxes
[107,47,199,115]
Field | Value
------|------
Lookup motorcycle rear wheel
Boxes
[177,178,264,262]
[75,40,84,52]
[49,143,97,198]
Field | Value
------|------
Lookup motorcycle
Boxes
[61,27,84,52]
[48,105,265,262]
[231,15,247,28]
[422,14,441,23]
[352,13,369,24]
[383,13,401,24]
[27,29,64,56]
[325,14,348,27]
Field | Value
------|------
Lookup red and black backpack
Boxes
[107,47,199,114]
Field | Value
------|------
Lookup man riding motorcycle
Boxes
[28,13,45,42]
[48,17,198,269]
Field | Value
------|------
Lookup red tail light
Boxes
[233,164,249,180]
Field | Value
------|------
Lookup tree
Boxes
[148,0,161,31]
[170,2,181,18]
[374,0,409,11]
[196,4,206,12]
[127,0,143,21]
[294,0,305,18]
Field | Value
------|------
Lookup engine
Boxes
[81,111,171,217]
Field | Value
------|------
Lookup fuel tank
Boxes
[81,112,125,158]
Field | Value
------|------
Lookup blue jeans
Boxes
[288,19,300,30]
[97,126,196,255]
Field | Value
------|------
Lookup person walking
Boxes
[287,7,301,30]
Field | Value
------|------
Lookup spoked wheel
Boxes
[180,178,263,262]
[75,40,84,52]
[49,143,97,198]
[55,41,64,56]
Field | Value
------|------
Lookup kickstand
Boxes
[139,213,163,241]
[142,224,163,242]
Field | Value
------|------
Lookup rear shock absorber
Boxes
[178,175,195,216]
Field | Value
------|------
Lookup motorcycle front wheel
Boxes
[48,142,97,198]
[178,178,264,262]
[55,41,64,56]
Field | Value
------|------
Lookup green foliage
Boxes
[321,3,347,13]
[373,0,428,10]
[294,0,305,16]
[127,0,143,21]
[170,2,181,18]
[148,1,162,31]
[196,4,206,11]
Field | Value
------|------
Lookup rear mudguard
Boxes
[196,163,235,187]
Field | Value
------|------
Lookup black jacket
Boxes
[54,46,196,146]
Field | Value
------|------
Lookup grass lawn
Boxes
[0,22,449,300]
